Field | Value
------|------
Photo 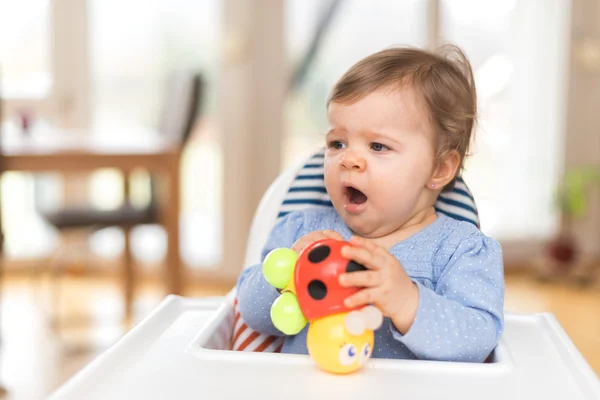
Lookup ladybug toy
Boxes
[263,239,383,374]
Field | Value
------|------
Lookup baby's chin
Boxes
[329,197,401,238]
[341,215,392,239]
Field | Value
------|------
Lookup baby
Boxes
[236,45,504,363]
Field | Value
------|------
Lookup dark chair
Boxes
[40,71,203,322]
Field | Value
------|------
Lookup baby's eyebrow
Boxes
[368,130,401,144]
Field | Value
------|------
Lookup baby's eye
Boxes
[328,140,346,150]
[371,142,389,152]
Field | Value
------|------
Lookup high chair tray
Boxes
[49,294,600,400]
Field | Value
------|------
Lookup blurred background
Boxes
[0,0,599,398]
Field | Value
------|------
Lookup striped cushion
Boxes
[232,149,479,352]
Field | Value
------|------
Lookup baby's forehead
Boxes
[327,86,433,135]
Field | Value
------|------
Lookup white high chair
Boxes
[48,151,600,400]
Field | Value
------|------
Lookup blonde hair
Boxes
[328,45,477,191]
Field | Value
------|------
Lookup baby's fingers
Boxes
[344,288,379,309]
[339,270,380,288]
[340,245,381,270]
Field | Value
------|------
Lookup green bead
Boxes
[263,248,297,290]
[271,292,307,335]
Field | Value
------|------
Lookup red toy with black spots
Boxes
[295,239,368,320]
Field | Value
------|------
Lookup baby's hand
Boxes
[292,230,344,254]
[338,235,419,334]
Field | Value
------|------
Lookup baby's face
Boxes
[324,87,437,238]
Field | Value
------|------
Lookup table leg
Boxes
[164,156,182,295]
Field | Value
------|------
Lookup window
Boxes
[0,0,56,259]
[441,0,570,240]
[0,0,51,98]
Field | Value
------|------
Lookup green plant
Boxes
[556,166,600,218]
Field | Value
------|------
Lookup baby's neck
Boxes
[363,206,438,250]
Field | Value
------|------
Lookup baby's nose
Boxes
[340,151,366,170]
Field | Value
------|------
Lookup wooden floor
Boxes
[0,270,598,399]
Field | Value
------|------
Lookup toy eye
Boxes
[358,342,371,365]
[339,344,358,366]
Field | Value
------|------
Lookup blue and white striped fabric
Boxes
[278,148,480,227]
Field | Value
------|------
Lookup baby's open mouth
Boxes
[344,186,368,205]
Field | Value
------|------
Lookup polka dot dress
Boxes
[236,208,504,362]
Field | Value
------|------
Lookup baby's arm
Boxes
[236,212,306,336]
[392,233,504,362]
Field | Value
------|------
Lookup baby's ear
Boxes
[429,150,460,190]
